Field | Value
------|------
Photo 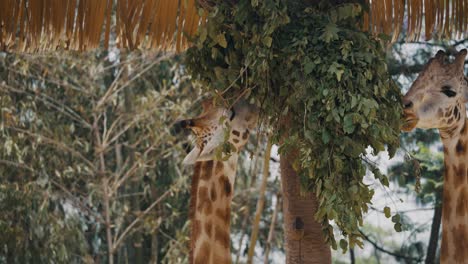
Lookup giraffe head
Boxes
[402,49,468,135]
[178,99,258,165]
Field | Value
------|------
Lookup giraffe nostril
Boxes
[178,119,194,128]
[404,101,413,109]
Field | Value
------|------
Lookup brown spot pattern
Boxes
[213,253,230,264]
[233,138,239,144]
[198,186,213,215]
[189,162,202,264]
[454,164,466,186]
[444,164,451,182]
[242,129,249,140]
[216,208,230,223]
[455,187,467,217]
[218,176,232,197]
[443,190,453,220]
[201,160,214,181]
[215,161,223,175]
[461,120,467,134]
[456,140,466,155]
[445,110,451,118]
[205,220,213,238]
[441,229,449,261]
[444,146,449,155]
[210,182,217,202]
[438,109,444,118]
[214,225,230,249]
[192,220,201,243]
[232,130,240,137]
[195,241,211,264]
[452,224,468,263]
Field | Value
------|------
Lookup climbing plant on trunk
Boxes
[186,0,402,253]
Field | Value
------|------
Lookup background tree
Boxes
[0,51,199,263]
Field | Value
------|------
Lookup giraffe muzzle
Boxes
[177,119,194,129]
[401,110,418,132]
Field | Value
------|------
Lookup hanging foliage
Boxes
[186,0,402,250]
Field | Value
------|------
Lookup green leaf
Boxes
[394,223,402,232]
[343,114,355,134]
[320,23,339,43]
[339,239,348,253]
[391,214,401,223]
[216,33,228,48]
[262,36,273,47]
[384,206,391,218]
[304,61,315,75]
[322,129,331,144]
[198,27,208,45]
[328,62,345,81]
[349,185,358,194]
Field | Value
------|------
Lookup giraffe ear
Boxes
[435,50,446,62]
[454,49,467,69]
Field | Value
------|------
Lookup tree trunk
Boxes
[425,193,442,264]
[122,53,143,264]
[280,149,331,264]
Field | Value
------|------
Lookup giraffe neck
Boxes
[440,118,468,263]
[189,155,238,264]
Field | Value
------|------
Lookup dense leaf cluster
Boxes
[0,184,87,263]
[186,0,402,249]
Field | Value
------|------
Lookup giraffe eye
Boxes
[441,86,456,97]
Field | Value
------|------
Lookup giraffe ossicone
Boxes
[402,49,468,263]
[178,99,258,264]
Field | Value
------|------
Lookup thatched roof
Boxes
[0,0,203,52]
[363,0,467,42]
[0,0,466,52]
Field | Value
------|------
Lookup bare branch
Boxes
[0,159,34,171]
[112,187,173,252]
[360,231,423,262]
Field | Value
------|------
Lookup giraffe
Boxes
[402,49,468,263]
[178,99,258,264]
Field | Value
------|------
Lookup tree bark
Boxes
[425,193,442,264]
[280,149,331,263]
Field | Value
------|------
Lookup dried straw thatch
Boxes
[363,0,467,42]
[0,0,203,52]
[0,0,466,52]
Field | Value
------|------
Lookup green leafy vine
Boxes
[186,0,402,251]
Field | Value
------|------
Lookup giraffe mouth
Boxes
[401,118,418,132]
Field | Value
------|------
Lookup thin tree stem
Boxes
[103,178,114,264]
[113,188,172,252]
[425,192,442,264]
[264,193,281,264]
[247,136,272,263]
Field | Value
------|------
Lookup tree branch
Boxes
[112,187,173,253]
[360,231,423,262]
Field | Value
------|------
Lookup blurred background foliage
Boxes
[0,50,283,264]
